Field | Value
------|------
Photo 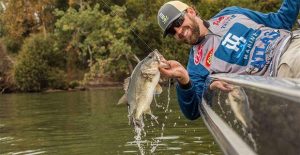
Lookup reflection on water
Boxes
[0,88,221,154]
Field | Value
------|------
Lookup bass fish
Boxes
[118,50,169,127]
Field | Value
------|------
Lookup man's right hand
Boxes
[210,80,233,92]
[159,60,190,85]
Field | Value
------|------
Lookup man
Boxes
[157,0,300,120]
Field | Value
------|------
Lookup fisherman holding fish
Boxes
[157,0,300,120]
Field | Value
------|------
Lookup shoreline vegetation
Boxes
[0,0,285,94]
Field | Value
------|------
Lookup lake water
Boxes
[0,87,221,154]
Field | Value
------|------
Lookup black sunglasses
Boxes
[166,13,185,36]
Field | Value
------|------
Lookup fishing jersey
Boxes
[176,0,300,120]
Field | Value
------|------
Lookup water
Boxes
[0,87,222,154]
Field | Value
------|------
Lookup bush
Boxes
[2,36,22,54]
[14,33,66,92]
[68,80,80,89]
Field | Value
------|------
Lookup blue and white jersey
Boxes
[176,0,300,120]
[194,14,291,76]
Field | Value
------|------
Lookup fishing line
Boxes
[100,0,154,52]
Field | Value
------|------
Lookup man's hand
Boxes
[159,60,190,85]
[210,80,233,92]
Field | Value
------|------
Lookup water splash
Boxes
[149,113,159,125]
[134,125,145,155]
[153,94,162,108]
[150,139,160,153]
[165,79,171,112]
[130,79,173,154]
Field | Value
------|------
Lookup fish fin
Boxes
[135,106,152,120]
[145,108,159,124]
[135,108,144,121]
[123,77,130,93]
[159,78,163,83]
[117,94,127,105]
[144,107,152,115]
[155,84,163,94]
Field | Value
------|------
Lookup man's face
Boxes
[171,13,200,45]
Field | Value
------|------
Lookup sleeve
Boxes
[213,0,300,30]
[176,49,210,120]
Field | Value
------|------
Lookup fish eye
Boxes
[148,53,154,58]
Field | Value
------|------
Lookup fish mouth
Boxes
[153,49,162,61]
[153,49,170,69]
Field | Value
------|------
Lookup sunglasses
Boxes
[167,13,185,36]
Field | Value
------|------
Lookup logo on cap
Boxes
[159,13,169,24]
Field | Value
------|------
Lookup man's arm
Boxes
[214,0,300,30]
[176,64,209,120]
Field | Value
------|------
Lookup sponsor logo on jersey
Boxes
[221,33,246,52]
[246,30,280,74]
[213,16,225,26]
[215,23,260,66]
[194,45,203,65]
[205,48,214,67]
[221,15,236,29]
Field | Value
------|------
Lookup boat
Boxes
[200,74,300,155]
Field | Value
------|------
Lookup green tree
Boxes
[14,33,66,92]
[54,4,135,82]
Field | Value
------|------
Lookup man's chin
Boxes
[177,36,198,45]
[184,38,198,45]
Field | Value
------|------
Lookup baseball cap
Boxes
[157,1,189,37]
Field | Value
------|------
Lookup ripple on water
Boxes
[8,149,46,155]
[123,150,137,153]
[154,135,179,140]
[166,147,182,151]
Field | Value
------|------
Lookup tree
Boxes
[0,0,68,53]
[14,33,66,92]
[54,4,135,82]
